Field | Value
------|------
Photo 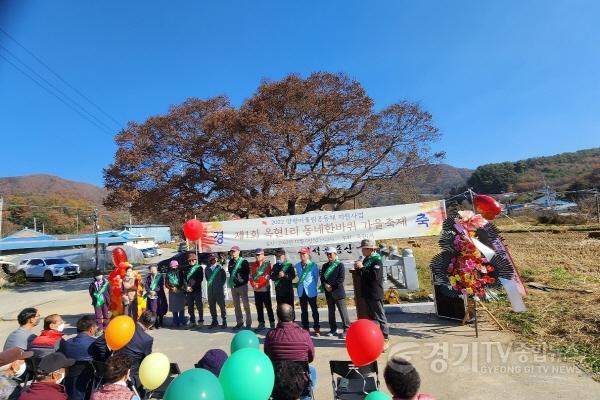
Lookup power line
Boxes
[0,53,113,135]
[0,26,123,129]
[0,44,115,134]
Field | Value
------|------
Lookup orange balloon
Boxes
[105,315,135,350]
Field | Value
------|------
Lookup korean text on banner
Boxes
[195,200,446,252]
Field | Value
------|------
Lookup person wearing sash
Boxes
[144,264,167,329]
[89,270,111,332]
[205,253,227,329]
[227,245,252,330]
[295,247,320,337]
[354,239,389,347]
[270,248,296,308]
[165,260,187,328]
[184,252,205,329]
[250,248,275,331]
[320,247,351,339]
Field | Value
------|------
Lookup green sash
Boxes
[167,271,180,286]
[363,252,382,268]
[319,259,341,292]
[227,257,245,288]
[275,262,292,288]
[207,265,221,288]
[186,263,202,281]
[94,281,109,307]
[150,273,162,291]
[253,260,270,281]
[294,261,315,288]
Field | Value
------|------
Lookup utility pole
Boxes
[92,208,100,272]
[76,214,79,235]
[596,191,600,224]
[0,197,3,239]
[33,217,37,232]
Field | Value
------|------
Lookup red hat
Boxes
[298,247,310,255]
[229,245,241,252]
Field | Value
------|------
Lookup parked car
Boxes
[155,247,163,256]
[15,258,81,281]
[141,247,158,258]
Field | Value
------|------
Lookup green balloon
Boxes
[219,348,274,400]
[365,391,392,400]
[164,368,224,400]
[230,329,260,353]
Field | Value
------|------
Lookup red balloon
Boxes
[183,219,203,241]
[345,319,384,366]
[473,195,502,220]
[112,247,128,268]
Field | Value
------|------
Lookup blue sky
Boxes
[1,1,599,186]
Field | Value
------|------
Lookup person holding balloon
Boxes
[144,265,168,329]
[354,239,390,348]
[165,260,187,328]
[89,269,111,332]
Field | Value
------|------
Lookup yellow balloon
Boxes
[139,352,170,390]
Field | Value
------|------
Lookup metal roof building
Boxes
[0,228,127,253]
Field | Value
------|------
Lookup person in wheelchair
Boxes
[91,353,140,400]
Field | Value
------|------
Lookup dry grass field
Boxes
[391,227,600,380]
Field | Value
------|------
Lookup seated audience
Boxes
[384,355,435,400]
[194,349,228,377]
[271,361,306,400]
[60,315,98,399]
[18,352,74,400]
[3,308,39,351]
[91,353,140,400]
[115,310,155,390]
[264,303,314,363]
[59,315,97,361]
[0,347,33,400]
[30,314,65,357]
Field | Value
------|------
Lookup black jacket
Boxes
[204,264,227,297]
[115,323,153,387]
[228,258,250,288]
[358,256,384,300]
[270,261,296,300]
[185,263,204,292]
[320,260,346,300]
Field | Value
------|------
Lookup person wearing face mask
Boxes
[122,266,139,320]
[91,353,140,400]
[270,249,296,309]
[3,308,39,351]
[0,347,33,400]
[204,253,227,329]
[18,352,74,400]
[89,270,111,333]
[29,314,66,357]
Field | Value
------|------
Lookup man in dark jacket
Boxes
[19,352,74,400]
[184,252,204,328]
[115,310,155,390]
[320,247,351,339]
[59,315,97,400]
[227,246,252,330]
[270,249,296,308]
[354,239,389,347]
[205,253,227,329]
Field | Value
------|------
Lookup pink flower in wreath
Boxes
[457,210,488,231]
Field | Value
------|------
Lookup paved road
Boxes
[1,257,598,399]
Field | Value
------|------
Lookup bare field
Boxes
[390,230,600,379]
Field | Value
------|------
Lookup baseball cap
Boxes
[0,347,33,366]
[38,352,75,375]
[208,253,218,259]
[229,245,240,252]
[298,247,310,255]
[324,246,337,254]
[255,248,264,254]
[275,248,286,255]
